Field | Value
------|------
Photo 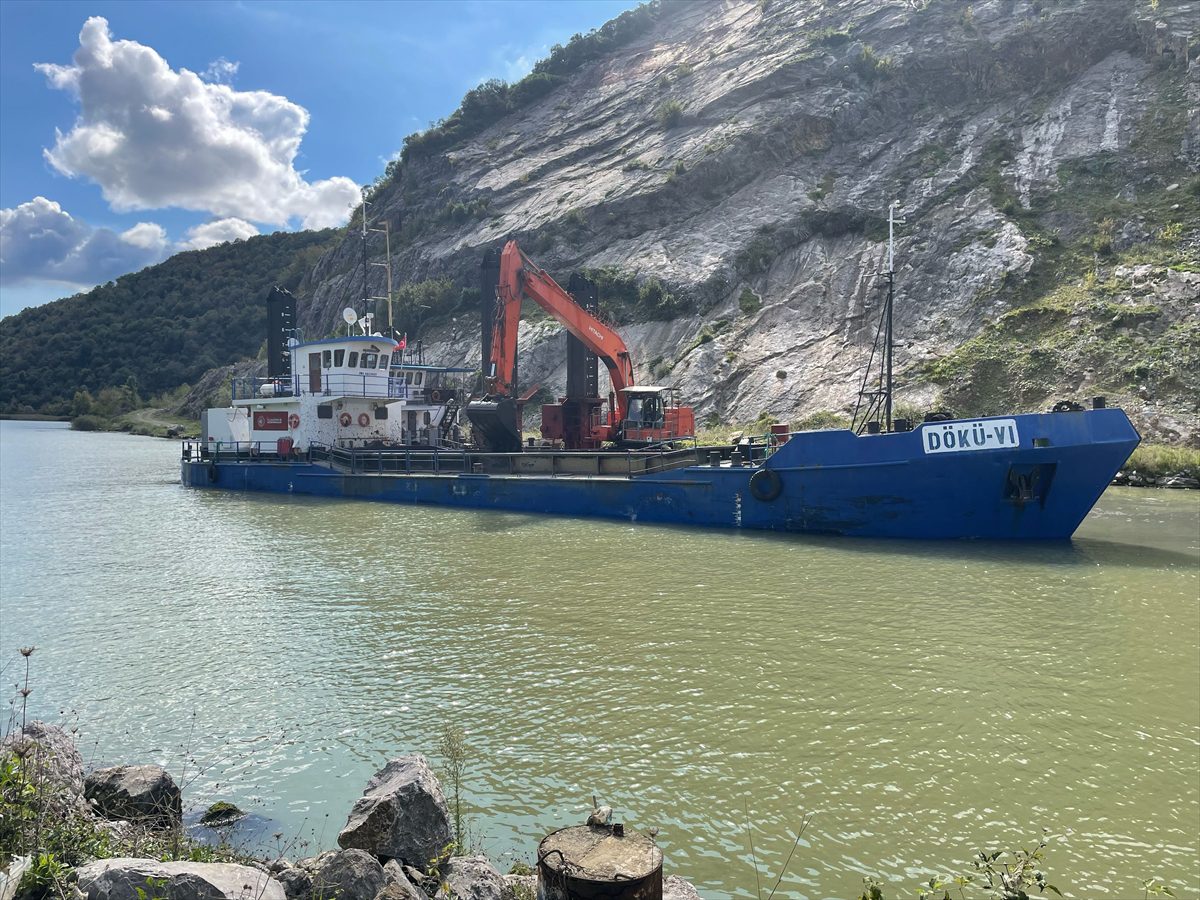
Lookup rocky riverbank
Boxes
[0,722,700,900]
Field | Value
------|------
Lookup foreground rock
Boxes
[379,861,428,900]
[500,873,535,900]
[439,856,505,900]
[299,849,386,900]
[663,875,702,900]
[337,755,452,868]
[0,721,88,815]
[84,765,182,829]
[74,858,285,900]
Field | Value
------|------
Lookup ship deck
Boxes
[182,441,758,479]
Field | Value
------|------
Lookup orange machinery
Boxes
[467,240,695,451]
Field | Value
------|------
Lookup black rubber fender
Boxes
[749,466,783,502]
[206,462,218,483]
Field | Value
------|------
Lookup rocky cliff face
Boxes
[300,0,1199,443]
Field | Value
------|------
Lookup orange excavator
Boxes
[467,240,695,452]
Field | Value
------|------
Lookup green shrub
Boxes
[70,415,104,432]
[853,45,894,81]
[738,288,762,315]
[657,99,685,129]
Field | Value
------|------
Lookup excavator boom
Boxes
[468,240,693,450]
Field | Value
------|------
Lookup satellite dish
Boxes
[342,307,358,325]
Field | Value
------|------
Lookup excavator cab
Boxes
[619,386,694,447]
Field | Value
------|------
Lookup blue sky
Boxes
[0,0,640,317]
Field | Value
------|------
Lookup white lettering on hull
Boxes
[921,418,1020,454]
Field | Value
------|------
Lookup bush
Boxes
[657,99,685,129]
[70,415,104,432]
[738,288,763,315]
[853,45,894,81]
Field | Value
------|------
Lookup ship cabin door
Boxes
[308,353,322,394]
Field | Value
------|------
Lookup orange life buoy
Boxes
[288,413,300,429]
[339,412,352,427]
[358,412,370,427]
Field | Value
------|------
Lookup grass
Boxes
[1124,444,1200,478]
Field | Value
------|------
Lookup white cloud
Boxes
[36,17,360,229]
[202,56,239,84]
[0,196,169,287]
[179,217,259,251]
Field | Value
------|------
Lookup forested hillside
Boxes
[0,229,337,414]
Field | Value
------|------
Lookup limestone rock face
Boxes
[301,849,387,900]
[0,721,88,816]
[294,0,1198,440]
[337,755,452,868]
[84,765,182,829]
[440,857,504,900]
[74,858,285,900]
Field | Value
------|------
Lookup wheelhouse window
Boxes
[361,352,378,369]
[348,351,359,368]
[414,372,424,386]
[378,354,390,369]
[404,372,413,385]
[334,349,345,367]
[322,350,332,367]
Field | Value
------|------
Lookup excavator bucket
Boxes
[466,397,523,452]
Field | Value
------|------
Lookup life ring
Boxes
[339,412,352,427]
[288,413,300,429]
[206,463,218,483]
[430,389,443,403]
[749,467,782,502]
[358,412,371,427]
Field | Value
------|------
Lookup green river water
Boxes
[1,420,1197,898]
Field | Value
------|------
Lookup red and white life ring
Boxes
[339,412,352,427]
[358,412,371,427]
[430,389,442,403]
[288,413,300,429]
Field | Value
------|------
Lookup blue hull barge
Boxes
[181,406,1138,540]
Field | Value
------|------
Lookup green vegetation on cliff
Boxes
[0,230,338,416]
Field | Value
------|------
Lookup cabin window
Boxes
[414,372,424,386]
[362,352,378,369]
[334,349,345,367]
[378,354,390,369]
[374,406,388,420]
[423,411,431,425]
[317,404,333,419]
[348,351,359,368]
[404,372,413,385]
[322,350,332,368]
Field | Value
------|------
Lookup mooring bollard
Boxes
[536,824,663,900]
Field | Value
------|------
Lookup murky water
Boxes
[1,420,1197,898]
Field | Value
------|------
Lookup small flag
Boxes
[397,333,407,350]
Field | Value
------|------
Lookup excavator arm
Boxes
[501,242,635,435]
[469,240,692,450]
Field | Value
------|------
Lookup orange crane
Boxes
[467,240,695,451]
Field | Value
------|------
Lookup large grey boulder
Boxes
[0,721,88,815]
[74,858,285,900]
[439,857,504,900]
[301,849,386,900]
[663,875,702,900]
[85,765,182,829]
[337,756,451,868]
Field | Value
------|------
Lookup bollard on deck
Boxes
[537,824,663,900]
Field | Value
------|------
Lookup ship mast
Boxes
[883,201,903,434]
